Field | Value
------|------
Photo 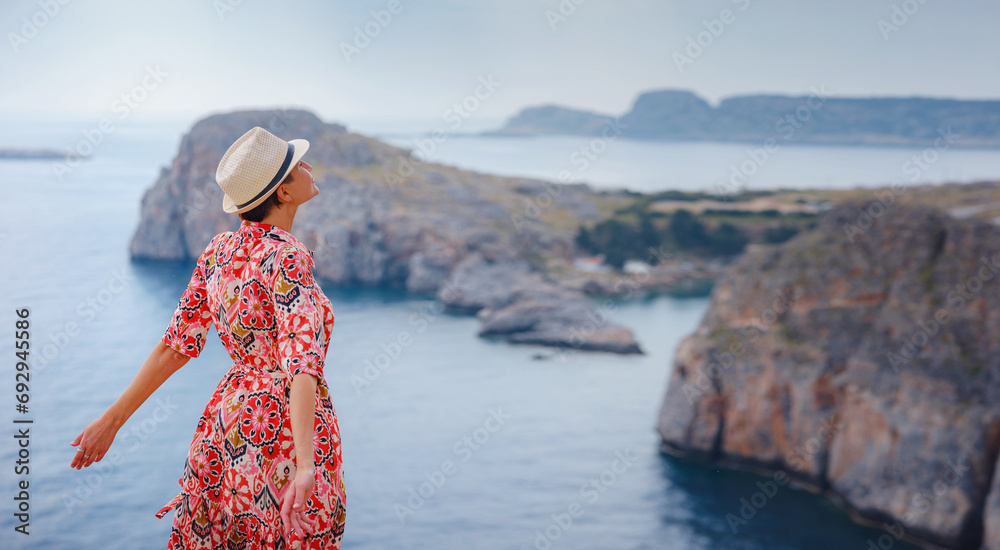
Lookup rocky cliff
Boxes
[657,200,1000,548]
[488,88,1000,147]
[130,109,643,353]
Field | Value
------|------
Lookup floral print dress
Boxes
[155,219,346,550]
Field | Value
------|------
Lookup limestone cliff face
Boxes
[129,109,403,262]
[657,200,1000,549]
[130,109,639,353]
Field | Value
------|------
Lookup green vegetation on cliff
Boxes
[574,190,818,269]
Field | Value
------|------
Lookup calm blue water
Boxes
[0,120,922,549]
[377,132,1000,193]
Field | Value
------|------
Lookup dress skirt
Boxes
[156,362,346,549]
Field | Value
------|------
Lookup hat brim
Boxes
[223,138,311,214]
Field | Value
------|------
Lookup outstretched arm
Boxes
[69,340,190,469]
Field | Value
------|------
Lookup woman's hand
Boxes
[68,342,189,471]
[69,413,120,470]
[283,371,319,540]
[280,465,319,540]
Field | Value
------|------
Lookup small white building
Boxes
[622,260,652,275]
[574,255,612,273]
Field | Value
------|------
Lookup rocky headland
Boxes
[656,198,1000,549]
[130,108,724,354]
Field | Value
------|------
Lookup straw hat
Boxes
[216,127,310,214]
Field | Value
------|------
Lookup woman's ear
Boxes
[277,184,292,204]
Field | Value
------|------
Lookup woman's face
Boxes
[281,160,317,205]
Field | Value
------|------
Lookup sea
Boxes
[4,114,991,549]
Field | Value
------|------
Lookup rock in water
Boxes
[657,199,1000,549]
[130,109,642,354]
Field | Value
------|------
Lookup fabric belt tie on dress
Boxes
[155,360,289,520]
[229,359,288,389]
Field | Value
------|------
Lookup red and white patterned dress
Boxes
[155,219,346,549]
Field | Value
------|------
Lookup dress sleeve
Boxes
[161,235,221,359]
[273,245,325,379]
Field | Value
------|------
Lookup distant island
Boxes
[483,88,1000,148]
[0,148,70,160]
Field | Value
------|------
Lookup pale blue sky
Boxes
[1,0,998,132]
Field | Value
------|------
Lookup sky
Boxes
[1,0,998,133]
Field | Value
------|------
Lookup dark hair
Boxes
[238,172,292,222]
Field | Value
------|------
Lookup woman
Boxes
[69,127,347,549]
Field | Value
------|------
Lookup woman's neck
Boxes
[260,204,297,233]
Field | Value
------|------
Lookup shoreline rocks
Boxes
[129,109,646,354]
[438,253,644,354]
